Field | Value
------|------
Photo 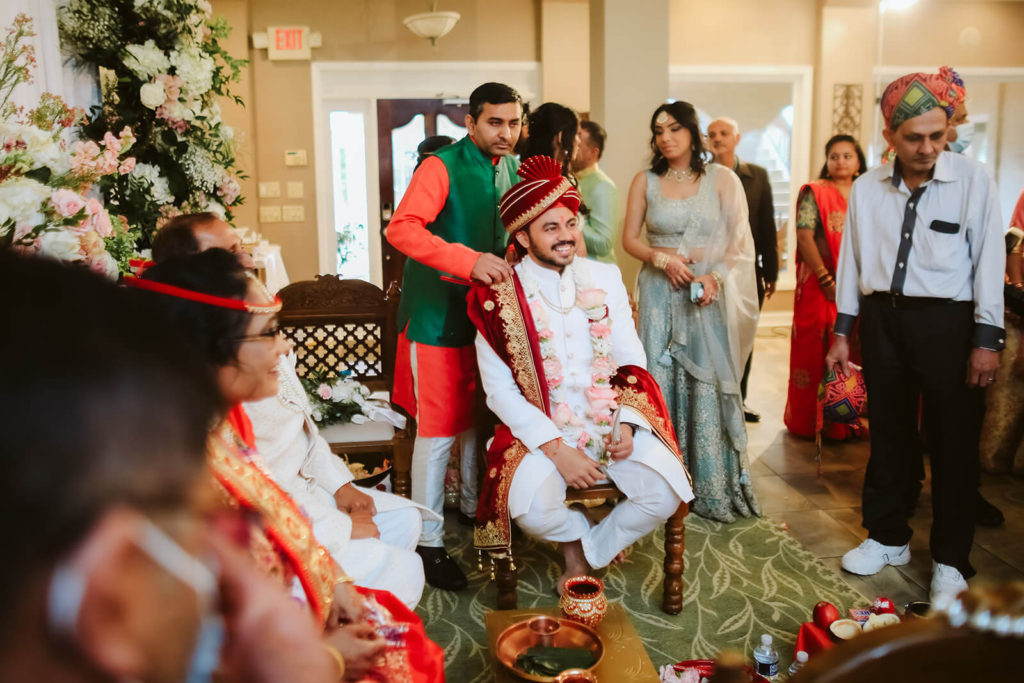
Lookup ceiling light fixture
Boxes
[403,2,461,46]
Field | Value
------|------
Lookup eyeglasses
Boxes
[235,324,282,343]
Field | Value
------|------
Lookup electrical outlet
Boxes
[286,181,304,198]
[282,205,305,222]
[259,206,282,223]
[258,181,281,198]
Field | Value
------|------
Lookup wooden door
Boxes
[376,99,468,292]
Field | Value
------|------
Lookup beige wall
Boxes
[214,0,1024,281]
[214,0,539,280]
[669,0,819,65]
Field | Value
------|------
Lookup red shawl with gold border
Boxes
[466,274,688,553]
[210,406,336,626]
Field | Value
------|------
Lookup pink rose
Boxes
[576,431,591,451]
[87,252,118,279]
[590,409,613,426]
[590,322,612,338]
[91,208,114,238]
[538,328,554,340]
[80,230,104,256]
[542,356,562,379]
[529,299,546,320]
[576,288,606,310]
[50,189,86,219]
[317,384,332,399]
[119,157,136,174]
[553,402,574,428]
[102,131,120,152]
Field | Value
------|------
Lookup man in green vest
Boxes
[387,82,523,590]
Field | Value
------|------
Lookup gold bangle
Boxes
[652,251,671,270]
[815,265,830,278]
[335,574,355,586]
[324,643,346,681]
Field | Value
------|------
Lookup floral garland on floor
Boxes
[58,0,247,246]
[1,15,139,278]
[519,259,618,460]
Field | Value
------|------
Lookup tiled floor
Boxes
[744,325,1024,607]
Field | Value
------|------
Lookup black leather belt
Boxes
[867,292,963,309]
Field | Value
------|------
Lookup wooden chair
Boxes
[277,275,413,497]
[491,489,689,615]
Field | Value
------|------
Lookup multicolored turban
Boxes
[499,155,581,233]
[880,66,966,130]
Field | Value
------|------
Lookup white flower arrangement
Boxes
[58,0,247,245]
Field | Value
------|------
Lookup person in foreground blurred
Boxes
[622,101,761,523]
[134,250,443,681]
[0,253,336,682]
[784,134,867,440]
[153,215,435,609]
[826,68,1005,604]
[571,119,619,263]
[468,156,693,591]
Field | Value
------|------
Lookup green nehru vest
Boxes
[397,135,519,347]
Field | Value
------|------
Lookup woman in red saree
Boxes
[784,135,867,439]
[133,249,444,683]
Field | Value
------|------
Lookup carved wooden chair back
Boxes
[276,275,412,497]
[277,276,396,392]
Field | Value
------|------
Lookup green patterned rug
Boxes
[415,515,865,681]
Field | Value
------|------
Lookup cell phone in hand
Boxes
[690,281,704,303]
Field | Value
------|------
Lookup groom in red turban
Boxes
[467,156,693,598]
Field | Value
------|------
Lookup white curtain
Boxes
[2,0,98,112]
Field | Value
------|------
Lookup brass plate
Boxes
[494,615,605,682]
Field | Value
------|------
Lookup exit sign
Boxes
[267,26,311,60]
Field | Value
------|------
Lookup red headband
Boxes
[124,275,282,315]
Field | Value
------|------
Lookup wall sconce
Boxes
[403,2,461,46]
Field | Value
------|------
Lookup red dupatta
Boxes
[210,405,336,625]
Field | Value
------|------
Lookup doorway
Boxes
[376,99,468,290]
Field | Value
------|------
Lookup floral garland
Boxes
[520,259,618,460]
[1,15,140,278]
[58,0,247,246]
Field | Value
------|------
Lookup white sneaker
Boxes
[930,562,968,606]
[841,539,911,575]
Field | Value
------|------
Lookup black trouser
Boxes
[859,294,984,578]
[740,281,767,400]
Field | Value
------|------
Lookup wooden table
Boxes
[485,603,660,681]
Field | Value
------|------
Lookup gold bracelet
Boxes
[815,265,830,278]
[335,575,355,586]
[324,643,346,681]
[652,251,671,270]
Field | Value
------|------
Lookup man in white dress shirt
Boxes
[826,69,1005,604]
[469,156,694,591]
[152,215,434,608]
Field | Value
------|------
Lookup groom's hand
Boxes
[542,439,603,489]
[603,423,634,461]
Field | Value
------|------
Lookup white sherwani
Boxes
[244,353,438,608]
[475,257,694,568]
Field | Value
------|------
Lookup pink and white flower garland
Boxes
[520,260,618,459]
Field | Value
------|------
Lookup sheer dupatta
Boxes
[671,164,760,389]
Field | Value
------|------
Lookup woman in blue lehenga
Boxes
[621,101,761,522]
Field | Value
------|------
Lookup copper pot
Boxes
[559,576,607,628]
[554,670,598,682]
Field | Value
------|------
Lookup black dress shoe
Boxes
[456,510,476,527]
[976,492,1005,527]
[743,405,761,423]
[416,545,468,591]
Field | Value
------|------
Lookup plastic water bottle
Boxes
[788,650,808,676]
[753,634,779,679]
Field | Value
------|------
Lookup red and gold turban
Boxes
[499,155,581,233]
[880,66,966,130]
